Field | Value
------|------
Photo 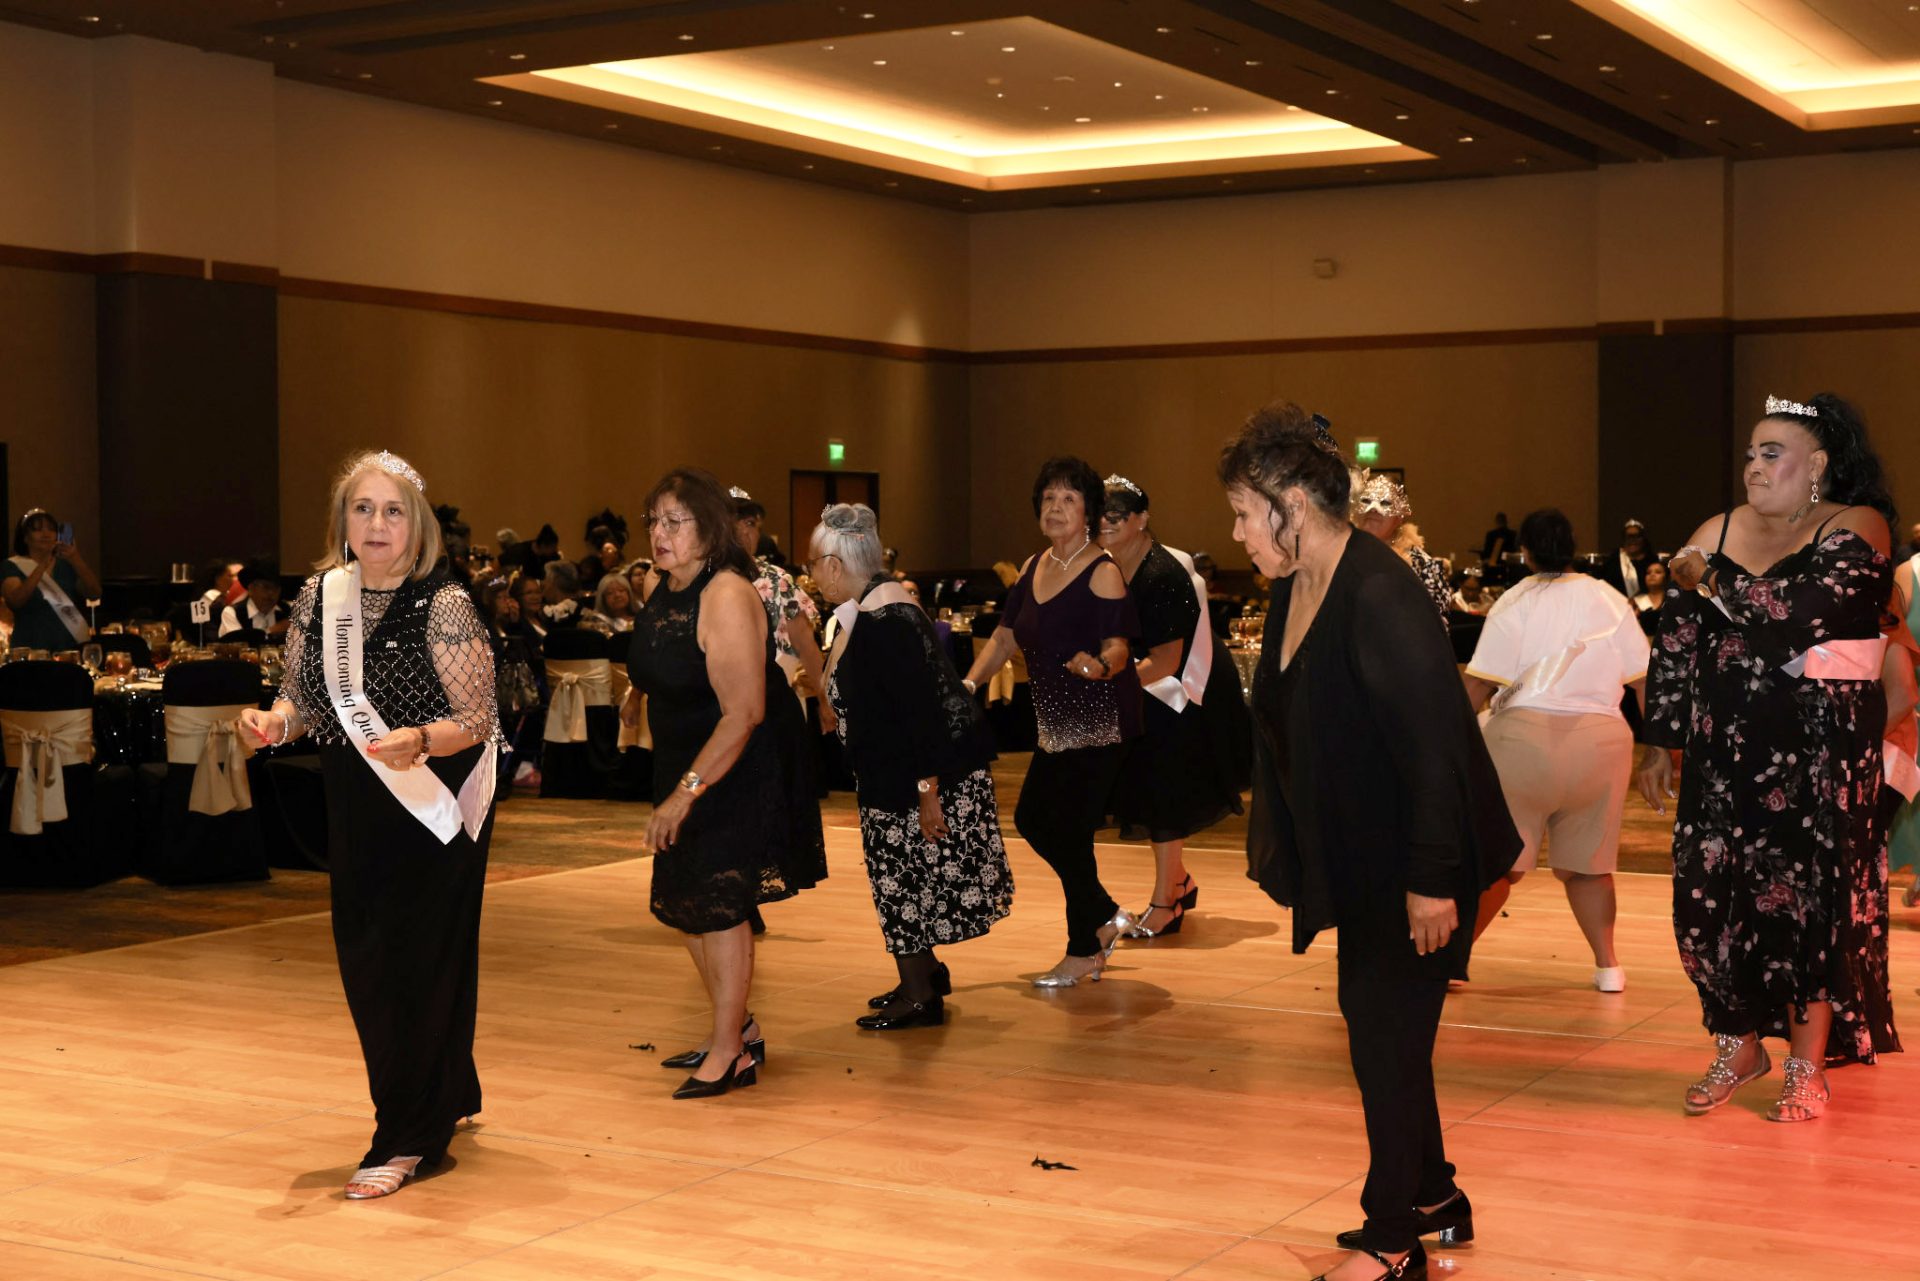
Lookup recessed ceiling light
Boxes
[1704,117,1720,125]
[1598,64,1617,72]
[950,30,964,36]
[995,92,1004,98]
[509,53,526,61]
[1286,104,1302,111]
[1245,60,1261,67]
[677,34,694,42]
[486,99,503,107]
[1153,94,1166,101]
[1001,46,1016,52]
[1514,156,1529,164]
[1191,106,1209,113]
[1457,134,1475,142]
[803,163,814,169]
[1364,167,1377,174]
[1155,26,1171,34]
[861,11,875,18]
[81,15,99,22]
[603,123,619,130]
[1536,33,1553,40]
[1075,116,1092,123]
[1113,81,1123,87]
[357,72,373,80]
[1091,187,1103,193]
[1394,113,1410,120]
[872,60,887,66]
[823,45,835,51]
[884,180,898,187]
[1221,179,1234,185]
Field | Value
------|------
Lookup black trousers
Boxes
[1014,742,1124,956]
[1336,898,1463,1254]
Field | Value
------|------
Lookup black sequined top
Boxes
[280,573,504,746]
[1127,543,1202,675]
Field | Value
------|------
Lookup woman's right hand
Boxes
[618,689,642,728]
[240,707,283,747]
[1636,745,1675,815]
[1668,548,1708,592]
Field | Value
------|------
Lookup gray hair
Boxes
[810,503,886,580]
[543,559,581,595]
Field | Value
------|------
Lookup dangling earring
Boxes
[342,540,352,563]
[1810,475,1821,507]
[1293,531,1301,559]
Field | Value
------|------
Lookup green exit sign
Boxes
[1354,439,1380,465]
[827,439,846,465]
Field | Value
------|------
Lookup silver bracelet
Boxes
[273,712,292,747]
[1674,544,1708,563]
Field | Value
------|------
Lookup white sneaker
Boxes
[1593,966,1626,993]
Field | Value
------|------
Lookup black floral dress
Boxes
[1645,523,1899,1064]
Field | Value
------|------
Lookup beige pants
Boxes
[1482,707,1631,875]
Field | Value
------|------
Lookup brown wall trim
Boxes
[91,252,205,279]
[0,243,97,273]
[277,276,972,364]
[1595,321,1657,337]
[968,326,1605,364]
[1733,312,1920,336]
[211,261,281,287]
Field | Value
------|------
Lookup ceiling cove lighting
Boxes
[1572,0,1920,128]
[488,17,1429,190]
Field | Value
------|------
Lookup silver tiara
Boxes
[728,486,752,500]
[1104,474,1143,496]
[373,451,424,493]
[1764,395,1818,419]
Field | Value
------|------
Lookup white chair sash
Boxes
[1783,637,1886,682]
[544,657,611,743]
[971,636,1022,706]
[2,708,93,835]
[164,702,256,816]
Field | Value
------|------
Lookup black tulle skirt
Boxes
[1112,635,1251,842]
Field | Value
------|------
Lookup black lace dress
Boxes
[627,566,826,932]
[1112,543,1251,842]
[280,574,503,1168]
[1644,522,1899,1064]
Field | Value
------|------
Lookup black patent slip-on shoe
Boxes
[1335,1191,1472,1250]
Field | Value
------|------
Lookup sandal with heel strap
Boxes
[1683,1032,1770,1115]
[1311,1242,1426,1281]
[661,1014,764,1070]
[344,1154,426,1200]
[1124,875,1198,938]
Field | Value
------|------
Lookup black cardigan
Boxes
[833,602,995,813]
[1249,529,1519,953]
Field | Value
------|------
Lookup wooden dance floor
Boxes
[1,819,1915,1280]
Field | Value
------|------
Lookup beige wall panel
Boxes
[1734,330,1920,525]
[0,265,98,555]
[1732,151,1920,321]
[277,296,969,574]
[969,343,1597,568]
[0,23,95,253]
[968,171,1597,350]
[1594,158,1729,323]
[274,82,971,350]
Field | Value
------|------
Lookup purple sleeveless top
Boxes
[1002,551,1142,752]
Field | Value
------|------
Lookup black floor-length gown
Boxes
[283,574,502,1168]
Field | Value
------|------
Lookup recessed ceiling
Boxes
[1575,0,1920,127]
[491,18,1428,189]
[9,1,1920,211]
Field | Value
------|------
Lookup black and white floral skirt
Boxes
[857,768,1013,954]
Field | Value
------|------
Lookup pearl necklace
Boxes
[1046,536,1092,572]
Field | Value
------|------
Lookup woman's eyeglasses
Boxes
[643,514,695,534]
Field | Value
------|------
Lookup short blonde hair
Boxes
[315,450,442,582]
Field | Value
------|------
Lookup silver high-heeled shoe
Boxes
[1032,952,1107,987]
[1100,908,1136,958]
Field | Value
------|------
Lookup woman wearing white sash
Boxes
[1097,476,1251,939]
[240,450,502,1199]
[3,509,101,653]
[1461,509,1648,993]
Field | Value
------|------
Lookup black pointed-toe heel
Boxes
[867,962,951,1009]
[855,997,946,1031]
[1311,1242,1426,1281]
[1335,1191,1472,1251]
[671,1052,759,1100]
[660,1014,763,1070]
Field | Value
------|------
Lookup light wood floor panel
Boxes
[1,823,1913,1279]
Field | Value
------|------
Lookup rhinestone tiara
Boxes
[728,486,752,500]
[1764,395,1818,419]
[1103,474,1143,496]
[372,450,424,493]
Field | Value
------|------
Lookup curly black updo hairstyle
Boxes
[1518,508,1576,573]
[1216,401,1350,540]
[1030,456,1106,539]
[1762,393,1898,528]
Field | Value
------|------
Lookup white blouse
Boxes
[1466,574,1649,717]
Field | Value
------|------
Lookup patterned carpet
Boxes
[0,754,1690,968]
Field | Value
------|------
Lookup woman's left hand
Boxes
[918,789,948,842]
[1065,650,1102,680]
[647,788,694,851]
[1406,893,1458,956]
[1668,548,1708,592]
[368,728,422,771]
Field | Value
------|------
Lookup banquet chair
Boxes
[97,633,154,669]
[0,661,135,887]
[969,612,1038,753]
[605,630,650,802]
[137,659,269,885]
[539,628,618,798]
